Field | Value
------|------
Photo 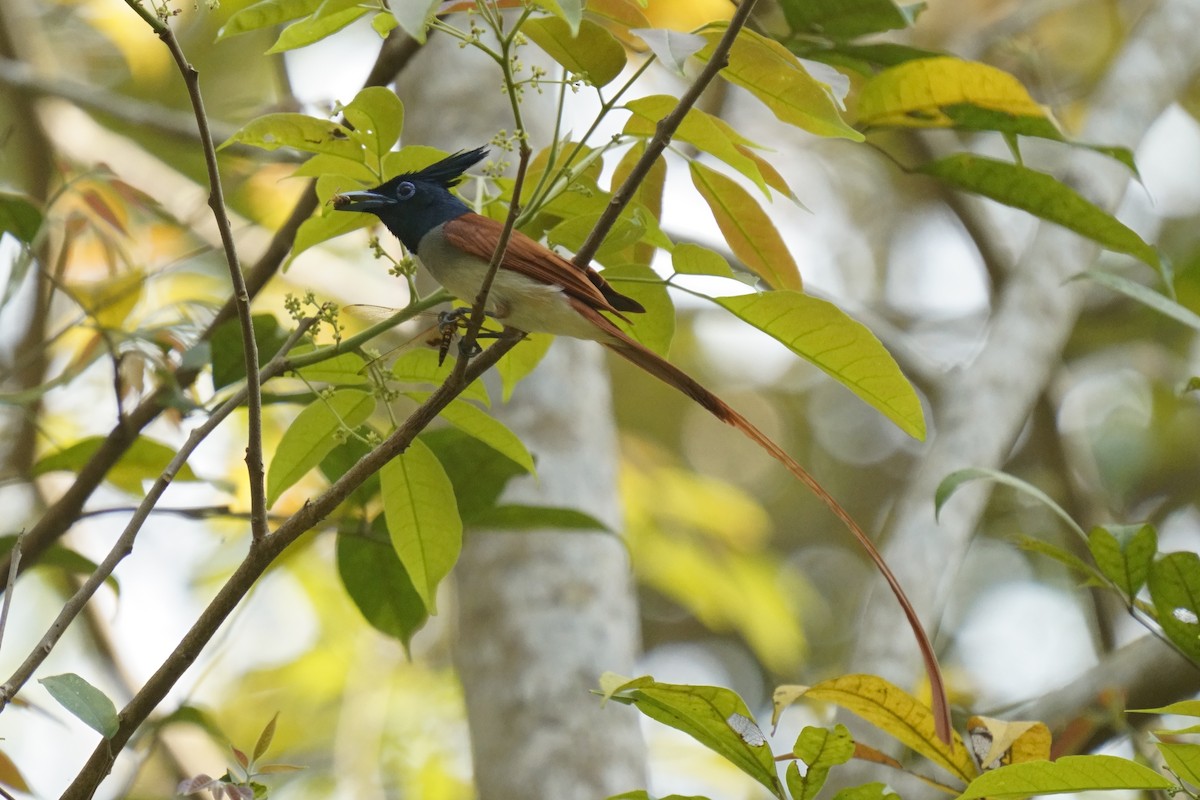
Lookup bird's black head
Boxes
[333,146,489,252]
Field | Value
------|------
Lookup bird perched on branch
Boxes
[333,146,952,743]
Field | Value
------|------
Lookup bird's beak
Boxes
[332,190,391,212]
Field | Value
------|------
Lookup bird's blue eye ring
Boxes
[395,181,416,200]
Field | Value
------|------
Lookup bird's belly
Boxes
[417,227,613,342]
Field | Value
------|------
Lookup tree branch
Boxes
[60,329,525,799]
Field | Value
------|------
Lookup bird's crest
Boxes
[398,146,490,189]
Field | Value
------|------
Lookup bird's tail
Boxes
[599,320,952,743]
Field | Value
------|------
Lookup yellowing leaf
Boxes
[266,389,376,505]
[802,675,975,781]
[966,716,1051,770]
[523,16,627,88]
[626,95,771,195]
[957,755,1174,799]
[713,291,925,439]
[857,57,1049,129]
[381,437,462,614]
[697,28,862,140]
[689,161,801,291]
[920,154,1159,269]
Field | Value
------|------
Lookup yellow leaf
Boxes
[689,161,802,291]
[966,716,1052,771]
[857,57,1048,129]
[804,674,977,781]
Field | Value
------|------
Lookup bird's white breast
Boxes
[418,224,614,342]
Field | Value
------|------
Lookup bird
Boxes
[333,146,952,742]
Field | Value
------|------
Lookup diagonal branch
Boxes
[60,328,525,799]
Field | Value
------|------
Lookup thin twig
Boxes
[0,320,316,713]
[0,29,424,581]
[0,531,21,653]
[61,329,525,799]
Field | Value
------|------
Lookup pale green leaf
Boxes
[713,291,924,439]
[603,264,674,356]
[33,435,198,495]
[936,468,1085,539]
[39,673,119,738]
[389,0,437,42]
[220,113,362,159]
[496,333,553,402]
[392,348,491,407]
[1158,743,1200,788]
[343,86,405,161]
[266,389,376,505]
[1087,524,1157,596]
[381,437,462,613]
[292,351,369,385]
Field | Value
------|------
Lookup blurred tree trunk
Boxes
[395,31,647,800]
[853,0,1200,702]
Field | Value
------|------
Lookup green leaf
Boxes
[421,428,526,522]
[469,504,609,532]
[611,680,784,798]
[392,348,490,406]
[919,155,1159,269]
[1148,552,1200,662]
[626,95,771,196]
[936,468,1085,538]
[217,0,320,38]
[220,113,362,159]
[211,313,291,389]
[956,755,1174,799]
[690,161,801,291]
[267,0,368,53]
[389,0,437,42]
[1158,742,1200,788]
[33,435,198,495]
[266,389,376,505]
[712,291,924,439]
[343,86,405,161]
[39,673,119,738]
[787,725,855,800]
[0,192,42,245]
[779,0,910,37]
[319,435,380,507]
[253,712,278,762]
[696,28,862,141]
[291,152,378,183]
[404,393,535,474]
[1014,535,1107,585]
[523,16,626,88]
[672,243,737,279]
[1087,524,1157,596]
[1078,270,1200,331]
[371,11,398,36]
[603,264,674,356]
[381,438,462,614]
[337,515,428,651]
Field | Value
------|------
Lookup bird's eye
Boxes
[395,181,416,200]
